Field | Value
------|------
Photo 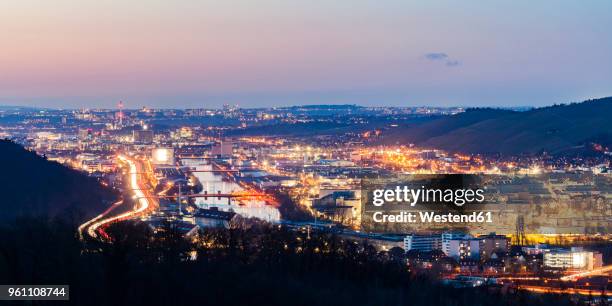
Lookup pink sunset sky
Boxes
[1,1,611,108]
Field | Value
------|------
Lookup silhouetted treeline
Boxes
[0,218,585,306]
[272,188,313,221]
[0,139,116,223]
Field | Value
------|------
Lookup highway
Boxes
[560,264,612,281]
[80,153,274,239]
[78,199,123,240]
[495,266,612,297]
[519,285,611,297]
[79,155,156,240]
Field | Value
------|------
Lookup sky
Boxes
[1,0,611,109]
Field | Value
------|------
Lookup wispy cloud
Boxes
[445,59,460,67]
[425,53,449,61]
[424,52,460,67]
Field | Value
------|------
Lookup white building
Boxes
[448,238,481,259]
[442,232,468,255]
[403,232,471,254]
[543,247,603,271]
[404,234,442,252]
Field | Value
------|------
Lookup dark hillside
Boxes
[0,139,115,222]
[382,97,612,155]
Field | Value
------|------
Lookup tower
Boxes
[117,101,124,127]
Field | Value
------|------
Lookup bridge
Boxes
[185,169,239,173]
[154,193,267,199]
[154,166,239,173]
[176,155,218,159]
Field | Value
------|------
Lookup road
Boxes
[78,199,124,240]
[519,285,611,297]
[560,264,612,281]
[79,155,156,240]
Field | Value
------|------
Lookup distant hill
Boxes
[382,97,612,155]
[226,121,355,137]
[0,105,40,110]
[0,139,115,222]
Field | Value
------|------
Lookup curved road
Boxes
[79,155,155,240]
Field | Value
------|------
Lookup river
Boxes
[181,159,280,222]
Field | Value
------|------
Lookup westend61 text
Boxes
[372,211,493,223]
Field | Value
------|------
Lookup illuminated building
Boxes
[442,232,467,255]
[448,237,480,259]
[35,132,61,141]
[543,247,603,271]
[152,147,175,165]
[179,127,194,139]
[478,233,509,259]
[312,190,360,224]
[522,244,551,255]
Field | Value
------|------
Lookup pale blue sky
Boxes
[0,0,611,108]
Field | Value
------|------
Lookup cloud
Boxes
[445,60,460,67]
[424,53,449,61]
[423,52,460,67]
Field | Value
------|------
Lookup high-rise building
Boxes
[441,231,467,255]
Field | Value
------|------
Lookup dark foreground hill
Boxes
[0,220,578,306]
[382,97,612,155]
[0,139,115,222]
